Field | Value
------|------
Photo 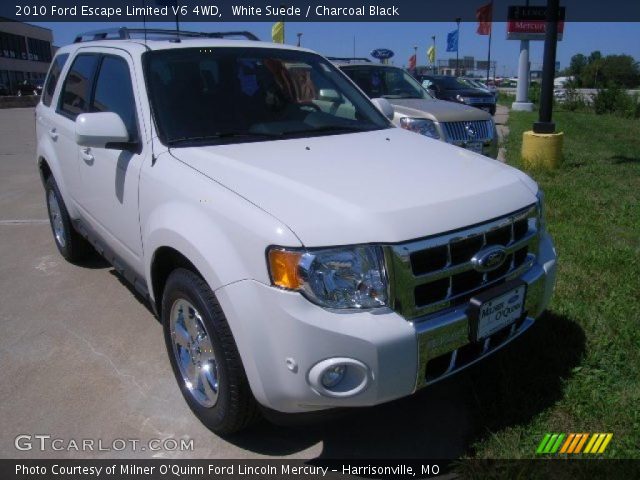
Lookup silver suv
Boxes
[336,61,498,158]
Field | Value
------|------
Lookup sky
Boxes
[32,21,640,77]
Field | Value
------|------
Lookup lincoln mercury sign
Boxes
[507,5,566,41]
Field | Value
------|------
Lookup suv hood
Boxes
[170,128,537,246]
[390,98,491,122]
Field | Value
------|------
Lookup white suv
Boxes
[36,28,557,434]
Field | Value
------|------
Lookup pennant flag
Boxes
[427,45,436,64]
[272,22,285,44]
[408,54,417,70]
[446,30,458,52]
[476,2,493,35]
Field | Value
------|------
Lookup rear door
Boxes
[54,53,101,202]
[36,52,70,192]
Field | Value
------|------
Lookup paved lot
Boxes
[0,107,477,460]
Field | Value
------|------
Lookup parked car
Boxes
[335,61,497,157]
[420,75,497,115]
[37,28,556,434]
[15,80,41,96]
[462,77,498,98]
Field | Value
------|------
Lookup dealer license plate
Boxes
[469,283,526,341]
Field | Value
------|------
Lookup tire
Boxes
[162,268,260,435]
[45,176,91,263]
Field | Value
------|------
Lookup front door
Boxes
[73,51,147,268]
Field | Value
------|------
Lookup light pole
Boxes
[431,35,436,74]
[455,17,461,76]
[534,0,560,133]
[522,0,563,170]
[296,32,302,47]
[413,45,418,74]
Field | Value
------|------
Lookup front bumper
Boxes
[216,230,556,413]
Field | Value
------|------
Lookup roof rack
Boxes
[73,28,259,43]
[326,57,372,63]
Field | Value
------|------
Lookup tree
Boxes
[588,51,602,64]
[569,53,587,76]
[581,55,640,88]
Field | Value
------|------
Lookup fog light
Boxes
[321,365,346,388]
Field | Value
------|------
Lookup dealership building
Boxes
[0,20,54,93]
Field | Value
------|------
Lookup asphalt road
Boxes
[0,107,475,460]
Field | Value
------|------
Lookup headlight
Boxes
[537,189,546,229]
[455,94,466,103]
[268,245,387,309]
[399,117,440,139]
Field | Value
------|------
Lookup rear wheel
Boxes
[162,268,260,434]
[45,176,90,262]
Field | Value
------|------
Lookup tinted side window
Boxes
[91,56,137,141]
[58,54,99,119]
[42,53,69,107]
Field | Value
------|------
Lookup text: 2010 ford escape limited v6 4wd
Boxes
[36,29,556,434]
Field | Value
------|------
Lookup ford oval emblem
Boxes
[370,48,395,60]
[471,246,507,273]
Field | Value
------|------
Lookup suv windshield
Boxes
[144,47,390,146]
[341,65,432,100]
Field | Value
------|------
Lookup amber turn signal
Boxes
[268,249,303,289]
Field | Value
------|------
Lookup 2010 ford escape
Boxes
[36,28,557,434]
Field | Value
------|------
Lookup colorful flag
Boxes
[446,30,458,52]
[427,45,436,64]
[476,2,493,35]
[408,54,417,70]
[272,22,285,44]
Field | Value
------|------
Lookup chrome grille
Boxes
[385,205,539,321]
[442,120,494,143]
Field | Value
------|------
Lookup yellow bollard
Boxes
[521,130,564,170]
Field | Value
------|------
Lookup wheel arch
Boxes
[38,156,53,186]
[149,246,204,315]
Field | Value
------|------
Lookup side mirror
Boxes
[371,97,395,121]
[75,112,130,149]
[318,88,343,103]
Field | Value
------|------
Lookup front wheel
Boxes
[162,268,260,434]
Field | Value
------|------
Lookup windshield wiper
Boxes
[167,131,282,146]
[284,125,378,137]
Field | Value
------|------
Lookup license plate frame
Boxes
[468,280,527,342]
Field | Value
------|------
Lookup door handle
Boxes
[48,128,58,140]
[81,147,94,163]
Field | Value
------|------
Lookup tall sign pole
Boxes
[513,0,533,111]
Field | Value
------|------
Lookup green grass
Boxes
[452,110,640,464]
[497,92,516,107]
